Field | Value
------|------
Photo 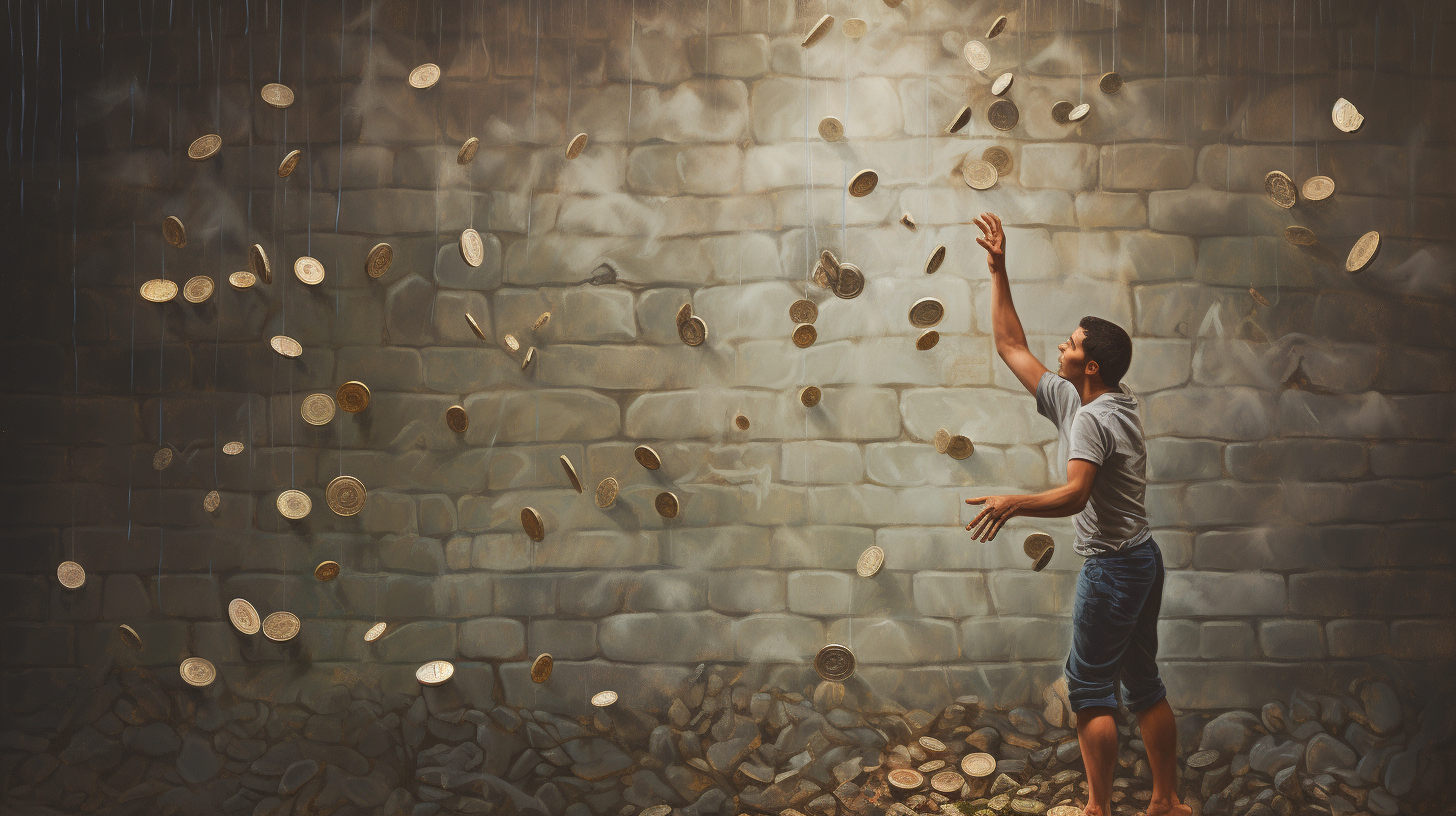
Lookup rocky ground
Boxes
[2,665,1454,816]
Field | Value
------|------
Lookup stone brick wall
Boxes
[3,0,1456,730]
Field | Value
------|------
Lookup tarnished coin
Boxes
[366,242,393,278]
[799,385,822,408]
[931,770,964,793]
[1332,97,1363,132]
[919,759,946,774]
[503,334,520,352]
[457,136,480,165]
[261,82,295,108]
[849,169,878,197]
[301,393,336,425]
[277,149,301,177]
[857,545,884,578]
[962,158,998,190]
[460,228,485,267]
[1186,749,1220,769]
[364,622,387,642]
[1051,100,1075,124]
[1302,175,1335,201]
[228,598,260,634]
[203,490,221,512]
[531,653,554,683]
[326,475,367,516]
[153,448,174,470]
[991,71,1014,95]
[933,428,952,454]
[560,455,583,493]
[655,491,679,519]
[634,445,662,470]
[679,315,707,346]
[833,264,864,299]
[901,212,917,229]
[842,17,867,38]
[1024,532,1054,560]
[1264,170,1297,209]
[1047,808,1082,816]
[988,99,1019,130]
[183,276,214,303]
[642,807,672,816]
[188,133,222,160]
[926,245,946,275]
[1346,230,1380,273]
[986,14,1008,38]
[466,313,487,340]
[566,132,588,160]
[533,311,551,331]
[675,303,694,328]
[887,768,923,790]
[818,116,844,142]
[1284,226,1318,246]
[1099,71,1123,94]
[947,435,974,460]
[57,561,86,589]
[916,330,940,351]
[789,299,818,325]
[445,405,469,433]
[140,279,178,303]
[982,146,1013,176]
[314,560,340,582]
[962,753,996,777]
[1033,544,1055,571]
[249,244,271,284]
[815,643,856,681]
[336,381,370,413]
[180,657,216,687]
[277,489,311,520]
[521,347,536,370]
[1068,102,1091,121]
[909,297,945,328]
[292,256,325,285]
[820,249,841,274]
[793,323,817,348]
[163,215,187,248]
[1250,287,1271,307]
[591,690,618,707]
[117,624,143,650]
[223,441,244,455]
[802,13,833,47]
[920,737,948,755]
[416,660,455,685]
[964,40,990,71]
[521,507,545,541]
[270,335,302,358]
[595,477,619,508]
[945,105,972,134]
[408,63,441,89]
[735,414,750,430]
[228,271,256,289]
[262,611,301,642]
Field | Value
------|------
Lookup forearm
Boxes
[989,268,1030,352]
[1013,484,1085,518]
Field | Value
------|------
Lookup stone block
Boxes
[1200,622,1258,660]
[750,76,901,142]
[1053,231,1194,283]
[1146,437,1222,481]
[988,570,1078,615]
[462,390,622,443]
[598,613,734,662]
[912,572,991,618]
[153,575,221,619]
[628,145,743,196]
[959,618,1012,661]
[900,388,1056,446]
[780,441,864,484]
[732,614,823,663]
[1143,387,1275,440]
[1163,572,1286,617]
[378,535,446,574]
[536,531,661,570]
[527,620,597,661]
[434,235,503,290]
[824,618,960,664]
[623,571,707,612]
[707,570,786,613]
[459,618,526,660]
[1290,572,1456,617]
[1193,527,1332,572]
[2,623,74,665]
[807,485,960,526]
[373,621,457,663]
[336,347,424,392]
[1390,620,1456,660]
[1326,620,1389,658]
[1225,440,1366,482]
[1159,619,1201,659]
[1370,442,1456,477]
[664,526,774,569]
[605,29,692,85]
[435,575,496,618]
[472,534,532,571]
[787,571,854,616]
[774,526,874,570]
[1258,620,1325,660]
[1100,144,1198,190]
[494,575,556,616]
[102,575,151,619]
[687,33,771,77]
[1147,187,1283,236]
[625,388,899,441]
[1019,143,1098,190]
[1279,391,1453,440]
[1075,192,1147,228]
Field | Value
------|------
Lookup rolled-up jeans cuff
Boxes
[1125,681,1167,714]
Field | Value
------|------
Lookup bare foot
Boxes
[1137,802,1193,816]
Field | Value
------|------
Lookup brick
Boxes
[535,531,661,570]
[732,614,823,662]
[1076,192,1147,229]
[153,575,221,619]
[900,389,1056,447]
[1163,572,1285,617]
[1019,143,1098,190]
[1225,440,1366,482]
[1100,144,1197,190]
[1146,438,1222,481]
[1054,231,1194,283]
[774,526,874,570]
[1326,620,1389,659]
[687,33,771,77]
[988,570,1078,616]
[462,390,622,443]
[459,618,526,660]
[1258,620,1325,660]
[1194,527,1333,572]
[1290,572,1456,617]
[824,618,959,665]
[1143,387,1276,441]
[1370,443,1456,477]
[912,573,991,618]
[374,621,456,663]
[1159,619,1201,659]
[623,571,707,612]
[1200,621,1257,659]
[628,145,743,195]
[787,571,854,616]
[526,620,597,660]
[664,526,774,569]
[707,570,786,613]
[599,613,734,662]
[1390,620,1456,660]
[780,441,864,484]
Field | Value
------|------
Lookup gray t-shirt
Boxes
[1035,371,1153,557]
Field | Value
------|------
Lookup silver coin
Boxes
[991,72,1014,96]
[909,297,945,328]
[1332,97,1363,133]
[964,40,990,71]
[962,158,998,190]
[261,83,295,108]
[460,229,485,268]
[408,63,441,89]
[1067,103,1091,122]
[57,561,86,589]
[856,546,885,578]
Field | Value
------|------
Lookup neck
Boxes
[1077,379,1117,406]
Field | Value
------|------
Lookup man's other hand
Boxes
[973,212,1006,274]
[964,493,1023,542]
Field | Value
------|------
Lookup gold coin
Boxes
[446,405,469,432]
[591,690,618,707]
[655,491,679,519]
[1264,170,1297,209]
[531,653,554,683]
[560,455,583,493]
[336,381,371,413]
[228,598,260,634]
[228,271,256,289]
[566,132,588,160]
[676,303,694,328]
[57,560,86,589]
[460,228,485,267]
[919,736,947,753]
[1023,532,1054,560]
[679,315,707,346]
[962,158,998,190]
[364,622,387,642]
[964,40,990,71]
[466,313,487,340]
[521,507,545,541]
[634,445,662,470]
[1033,544,1055,571]
[820,249,840,274]
[818,116,844,141]
[916,330,940,350]
[1068,102,1091,121]
[833,264,864,299]
[931,770,964,794]
[408,63,441,89]
[842,17,867,38]
[1302,175,1335,201]
[982,146,1013,176]
[521,347,536,370]
[1284,226,1318,246]
[799,385,822,407]
[925,245,947,275]
[1099,71,1123,94]
[163,215,187,248]
[250,244,271,284]
[275,148,301,178]
[1346,230,1380,273]
[991,72,1014,95]
[366,242,393,278]
[789,299,818,325]
[961,753,996,778]
[988,99,1019,130]
[117,624,143,650]
[642,807,672,816]
[223,441,244,455]
[815,643,856,681]
[986,14,1008,38]
[933,428,951,454]
[503,334,520,352]
[416,660,455,685]
[856,546,884,578]
[457,136,480,165]
[947,435,974,460]
[140,279,178,303]
[1047,808,1083,816]
[203,490,220,513]
[301,393,336,425]
[1051,100,1074,124]
[945,105,972,135]
[314,560,340,581]
[1250,287,1271,307]
[901,212,917,229]
[326,475,367,516]
[793,323,817,348]
[179,657,216,687]
[882,0,903,6]
[848,169,878,197]
[595,477,619,508]
[533,311,551,331]
[291,255,323,284]
[153,448,174,470]
[188,133,222,160]
[802,13,833,47]
[735,414,750,430]
[261,82,295,108]
[1332,96,1363,133]
[262,611,301,641]
[182,275,214,303]
[270,335,302,358]
[909,297,945,328]
[277,489,311,520]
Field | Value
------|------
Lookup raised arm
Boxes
[975,212,1049,396]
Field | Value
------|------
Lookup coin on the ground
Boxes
[946,105,972,134]
[140,279,178,303]
[1068,102,1091,121]
[991,72,1014,95]
[503,334,520,352]
[228,598,260,634]
[1023,531,1054,560]
[466,313,487,340]
[364,622,387,642]
[982,146,1013,176]
[117,624,143,650]
[947,435,974,460]
[228,271,256,289]
[962,753,996,777]
[180,657,216,687]
[521,507,545,541]
[789,299,818,325]
[326,475,367,516]
[799,385,822,407]
[815,643,856,681]
[277,149,301,177]
[1051,100,1074,124]
[366,242,393,278]
[460,228,485,267]
[655,491,679,519]
[1047,807,1082,816]
[988,99,1019,130]
[1264,170,1297,209]
[1033,544,1055,571]
[735,414,750,430]
[262,611,301,641]
[964,40,990,71]
[679,315,707,346]
[843,17,867,38]
[962,158,998,190]
[1346,230,1380,273]
[930,770,964,793]
[183,276,214,303]
[1284,226,1317,246]
[925,245,946,275]
[802,13,833,47]
[595,477,619,508]
[457,136,479,165]
[203,490,221,512]
[188,134,222,160]
[833,263,864,298]
[336,381,370,413]
[562,132,588,160]
[916,330,940,351]
[920,738,948,756]
[888,768,923,789]
[416,660,454,685]
[793,323,817,348]
[408,63,441,89]
[1099,71,1123,94]
[634,445,662,470]
[1250,287,1270,307]
[909,297,945,328]
[301,393,335,425]
[1186,749,1220,769]
[533,311,551,331]
[223,441,244,455]
[314,560,340,582]
[1332,97,1363,132]
[163,216,187,248]
[521,347,536,370]
[560,455,583,493]
[261,82,295,108]
[1302,175,1335,201]
[901,212,917,229]
[249,243,271,283]
[849,169,878,197]
[270,335,302,358]
[57,561,85,589]
[857,545,884,578]
[592,690,618,707]
[818,116,844,142]
[153,448,173,470]
[933,428,952,454]
[277,489,311,520]
[445,405,468,433]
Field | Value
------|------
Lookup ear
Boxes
[1084,359,1100,378]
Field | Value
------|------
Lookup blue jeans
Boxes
[1065,538,1168,714]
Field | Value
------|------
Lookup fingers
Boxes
[965,497,987,505]
[990,212,1003,232]
[976,238,992,252]
[964,507,990,534]
[972,216,989,237]
[969,510,996,539]
[983,514,1011,542]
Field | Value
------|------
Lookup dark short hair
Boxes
[1078,316,1132,387]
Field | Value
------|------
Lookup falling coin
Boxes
[460,229,485,268]
[634,445,662,470]
[945,105,972,134]
[842,17,867,38]
[1264,171,1297,209]
[1033,545,1055,571]
[531,653,554,682]
[57,561,86,589]
[925,245,947,275]
[856,545,885,578]
[595,477,619,508]
[301,393,336,425]
[964,40,990,71]
[277,489,311,520]
[416,660,455,685]
[679,316,707,346]
[1068,102,1091,121]
[250,244,271,284]
[947,435,974,459]
[988,99,1019,130]
[933,428,952,454]
[408,63,441,89]
[655,491,680,519]
[1250,287,1271,307]
[140,279,178,303]
[1099,71,1123,94]
[261,82,295,108]
[366,242,393,278]
[793,323,817,348]
[293,256,325,285]
[364,622,387,642]
[815,643,856,681]
[789,299,818,325]
[818,116,844,142]
[1024,532,1054,560]
[566,132,588,160]
[521,347,536,370]
[675,303,694,328]
[735,414,750,430]
[962,158,998,190]
[888,768,923,790]
[228,598,261,634]
[991,72,1014,95]
[560,455,583,493]
[445,405,469,433]
[799,386,822,408]
[1332,97,1363,133]
[986,14,1008,38]
[466,313,487,340]
[802,13,833,47]
[533,312,551,331]
[270,335,302,358]
[901,212,917,229]
[182,276,214,303]
[1051,100,1075,124]
[163,216,187,248]
[262,611,301,641]
[153,448,174,470]
[203,490,220,513]
[591,690,618,707]
[458,136,480,165]
[277,149,301,177]
[931,771,964,793]
[326,475,367,516]
[503,334,520,352]
[117,624,143,650]
[336,381,371,413]
[1346,230,1380,273]
[909,297,945,328]
[1284,226,1318,246]
[223,441,244,455]
[849,169,878,197]
[188,134,222,160]
[314,560,340,582]
[1302,175,1335,201]
[833,264,864,299]
[179,657,216,687]
[916,330,940,350]
[982,146,1013,176]
[228,271,256,289]
[962,753,996,778]
[521,507,545,541]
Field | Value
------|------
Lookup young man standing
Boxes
[962,213,1191,816]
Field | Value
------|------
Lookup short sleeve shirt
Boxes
[1035,371,1152,556]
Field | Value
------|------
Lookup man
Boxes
[962,213,1191,816]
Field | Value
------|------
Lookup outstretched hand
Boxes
[973,212,1005,274]
[964,493,1022,542]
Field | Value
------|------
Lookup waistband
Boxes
[1085,536,1158,559]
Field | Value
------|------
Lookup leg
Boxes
[1120,543,1190,816]
[1133,698,1190,816]
[1075,705,1120,816]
